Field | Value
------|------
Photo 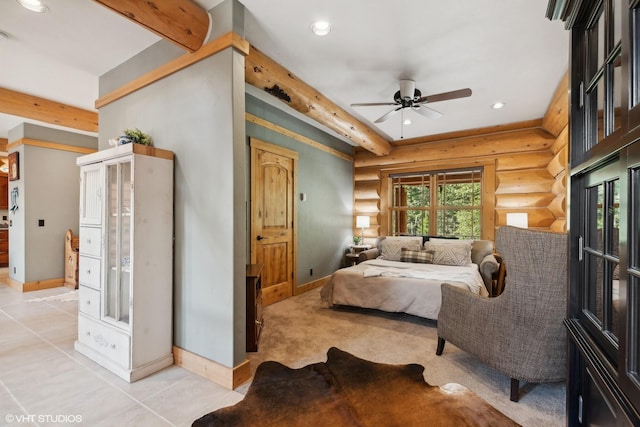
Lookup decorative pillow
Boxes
[379,237,422,261]
[423,242,472,266]
[400,248,434,264]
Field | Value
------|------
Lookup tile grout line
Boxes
[0,306,177,427]
[0,377,42,427]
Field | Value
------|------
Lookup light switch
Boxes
[38,219,45,227]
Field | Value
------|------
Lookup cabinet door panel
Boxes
[79,163,103,226]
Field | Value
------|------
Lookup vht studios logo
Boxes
[6,414,83,423]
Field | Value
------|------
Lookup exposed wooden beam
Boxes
[245,45,392,156]
[355,128,554,168]
[94,0,209,53]
[0,87,98,133]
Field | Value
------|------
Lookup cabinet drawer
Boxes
[78,286,100,319]
[79,256,101,289]
[78,315,130,368]
[79,227,101,257]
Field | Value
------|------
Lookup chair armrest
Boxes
[478,254,499,294]
[358,248,379,262]
[437,283,506,361]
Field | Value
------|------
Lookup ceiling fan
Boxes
[350,80,472,124]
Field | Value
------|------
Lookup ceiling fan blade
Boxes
[350,102,398,107]
[374,107,402,123]
[413,105,443,119]
[416,88,472,104]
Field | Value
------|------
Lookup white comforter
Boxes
[320,259,488,321]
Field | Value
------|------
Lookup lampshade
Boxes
[506,212,528,228]
[356,215,370,229]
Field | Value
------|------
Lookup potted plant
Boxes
[353,235,362,245]
[119,128,153,146]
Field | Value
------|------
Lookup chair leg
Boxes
[510,378,520,402]
[436,337,446,355]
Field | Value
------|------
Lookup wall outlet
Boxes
[38,219,44,227]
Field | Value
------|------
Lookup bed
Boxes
[320,236,498,321]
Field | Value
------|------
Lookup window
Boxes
[389,168,482,239]
[581,161,621,361]
[584,0,622,150]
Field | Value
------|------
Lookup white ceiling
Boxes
[0,0,569,144]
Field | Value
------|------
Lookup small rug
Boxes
[193,347,520,427]
[27,290,78,303]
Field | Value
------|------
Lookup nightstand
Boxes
[344,244,372,267]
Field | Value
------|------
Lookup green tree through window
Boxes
[390,168,482,239]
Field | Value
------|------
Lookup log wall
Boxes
[353,73,569,242]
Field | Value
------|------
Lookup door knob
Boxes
[257,235,267,241]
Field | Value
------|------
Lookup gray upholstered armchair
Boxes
[435,226,568,402]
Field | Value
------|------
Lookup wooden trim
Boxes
[95,32,250,109]
[246,113,352,162]
[250,138,299,160]
[8,277,65,292]
[173,346,251,390]
[388,119,546,147]
[356,128,555,169]
[94,0,209,53]
[294,275,332,296]
[0,87,98,133]
[0,138,7,152]
[8,138,97,155]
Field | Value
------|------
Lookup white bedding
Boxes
[320,259,488,320]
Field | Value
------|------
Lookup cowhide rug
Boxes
[193,347,519,427]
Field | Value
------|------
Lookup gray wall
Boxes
[7,123,98,283]
[246,95,354,284]
[98,0,246,368]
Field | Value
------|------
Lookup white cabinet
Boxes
[74,144,174,382]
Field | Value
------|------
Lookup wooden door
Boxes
[250,139,297,306]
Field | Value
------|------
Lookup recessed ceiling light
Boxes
[16,0,48,13]
[491,102,506,109]
[311,20,331,36]
[403,118,412,125]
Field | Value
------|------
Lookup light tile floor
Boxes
[0,278,244,427]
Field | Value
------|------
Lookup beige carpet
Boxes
[245,286,565,427]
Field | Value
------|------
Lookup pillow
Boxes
[423,242,472,266]
[379,237,422,261]
[400,248,433,264]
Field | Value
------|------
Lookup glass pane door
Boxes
[104,160,131,327]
